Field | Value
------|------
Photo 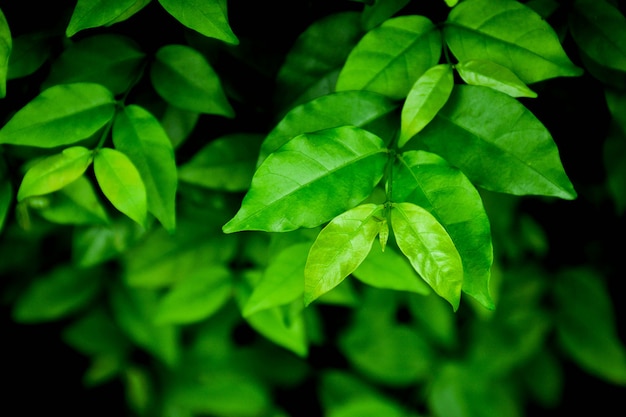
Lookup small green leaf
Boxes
[7,32,52,80]
[17,146,93,201]
[0,82,116,148]
[390,202,463,310]
[456,59,537,98]
[399,63,454,147]
[444,0,582,84]
[328,398,407,417]
[0,8,10,98]
[337,15,442,99]
[304,204,383,306]
[150,44,234,117]
[113,104,177,232]
[66,0,151,37]
[158,0,238,45]
[94,147,147,227]
[223,126,387,233]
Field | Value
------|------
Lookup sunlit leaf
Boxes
[444,0,582,84]
[418,85,577,199]
[304,204,383,306]
[0,8,10,98]
[390,202,463,310]
[66,0,150,37]
[456,59,537,98]
[337,15,442,99]
[7,32,51,80]
[0,82,116,148]
[17,146,93,201]
[224,126,387,233]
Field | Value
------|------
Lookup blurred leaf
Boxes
[456,59,537,98]
[66,0,150,37]
[223,126,387,233]
[521,350,563,408]
[7,32,52,80]
[336,15,441,99]
[328,398,408,417]
[124,365,154,415]
[361,0,410,30]
[319,370,385,410]
[0,8,9,98]
[444,0,582,84]
[0,173,11,232]
[0,83,116,148]
[160,105,199,149]
[158,0,238,45]
[603,123,626,214]
[408,291,457,349]
[150,44,234,116]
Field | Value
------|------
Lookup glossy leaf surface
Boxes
[224,126,387,233]
[0,8,10,98]
[158,0,238,45]
[456,59,537,98]
[67,0,150,37]
[0,83,116,148]
[419,85,577,199]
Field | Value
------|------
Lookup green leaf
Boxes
[304,204,383,306]
[150,44,234,117]
[361,0,410,31]
[260,90,397,163]
[154,266,232,324]
[0,82,116,148]
[390,202,463,310]
[12,264,102,323]
[17,146,93,201]
[178,133,263,192]
[393,150,493,309]
[223,126,387,233]
[157,0,238,45]
[419,85,577,199]
[455,59,537,98]
[328,398,407,417]
[94,147,147,227]
[336,15,442,99]
[43,34,146,95]
[569,0,626,73]
[444,0,582,84]
[63,307,130,356]
[0,174,11,232]
[72,217,144,267]
[399,63,454,147]
[66,0,151,37]
[0,8,10,98]
[7,32,52,80]
[113,104,177,232]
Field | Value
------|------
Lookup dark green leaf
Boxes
[304,204,383,305]
[604,123,626,214]
[456,59,537,98]
[72,217,144,267]
[393,150,493,309]
[419,85,577,199]
[113,104,177,232]
[150,44,234,117]
[223,126,388,233]
[17,146,93,201]
[160,105,199,149]
[7,32,51,80]
[390,202,463,310]
[63,307,130,356]
[361,0,410,30]
[337,15,442,99]
[94,147,147,227]
[66,0,151,37]
[0,174,11,232]
[158,0,238,45]
[444,0,582,84]
[0,8,10,98]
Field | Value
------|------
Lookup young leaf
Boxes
[399,64,454,147]
[304,204,384,306]
[113,104,177,232]
[94,147,147,228]
[393,150,493,309]
[336,15,442,99]
[157,0,238,45]
[7,32,52,80]
[150,44,234,117]
[390,202,463,310]
[0,8,11,98]
[419,85,577,199]
[66,0,151,37]
[0,83,116,148]
[17,146,93,201]
[223,126,388,233]
[444,0,582,84]
[456,59,537,98]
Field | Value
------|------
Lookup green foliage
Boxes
[1,0,626,416]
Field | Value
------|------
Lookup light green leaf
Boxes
[399,63,454,147]
[178,133,263,192]
[17,146,93,201]
[393,150,493,309]
[419,85,577,199]
[328,398,407,417]
[224,126,388,233]
[337,15,442,99]
[390,202,463,310]
[260,90,397,163]
[361,0,410,31]
[66,0,151,37]
[353,243,431,295]
[150,44,234,117]
[456,59,537,98]
[43,34,146,95]
[154,266,232,324]
[444,0,459,7]
[304,204,383,306]
[444,0,582,84]
[0,8,10,98]
[569,0,626,73]
[113,104,177,232]
[94,147,147,227]
[157,0,238,45]
[7,32,52,80]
